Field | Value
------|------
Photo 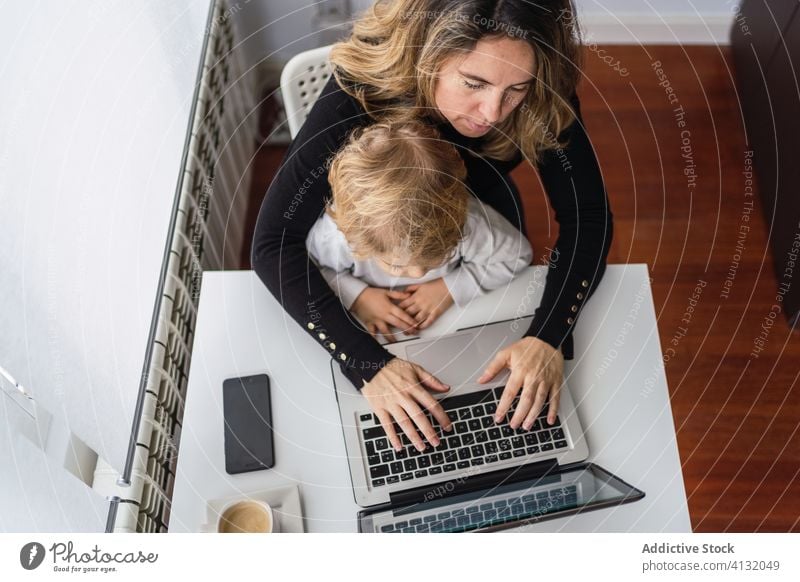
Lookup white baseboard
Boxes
[580,11,736,45]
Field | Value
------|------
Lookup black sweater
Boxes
[251,76,613,387]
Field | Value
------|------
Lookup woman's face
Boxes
[433,36,535,138]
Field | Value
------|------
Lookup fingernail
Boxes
[523,422,532,430]
[494,415,501,423]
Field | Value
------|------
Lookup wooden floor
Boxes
[243,46,800,532]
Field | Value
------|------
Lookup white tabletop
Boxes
[169,265,691,532]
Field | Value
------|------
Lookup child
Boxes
[306,121,532,341]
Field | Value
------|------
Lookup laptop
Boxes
[330,316,644,532]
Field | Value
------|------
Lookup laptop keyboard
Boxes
[378,485,579,532]
[359,386,569,488]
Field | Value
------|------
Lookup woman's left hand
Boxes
[477,336,564,429]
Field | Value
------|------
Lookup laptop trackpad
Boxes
[405,332,510,387]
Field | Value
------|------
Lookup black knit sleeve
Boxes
[525,93,614,358]
[250,77,393,387]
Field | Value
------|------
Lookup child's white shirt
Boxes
[305,197,533,309]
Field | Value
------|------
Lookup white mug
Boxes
[202,498,279,533]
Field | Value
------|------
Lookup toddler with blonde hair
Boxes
[306,121,532,341]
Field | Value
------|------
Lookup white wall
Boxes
[578,0,734,13]
[573,0,739,43]
[234,0,352,74]
[0,0,212,531]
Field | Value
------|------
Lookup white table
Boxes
[169,265,691,532]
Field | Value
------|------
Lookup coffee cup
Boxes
[205,499,279,533]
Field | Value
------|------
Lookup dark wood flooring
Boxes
[242,46,800,532]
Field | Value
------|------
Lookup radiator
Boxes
[97,0,258,533]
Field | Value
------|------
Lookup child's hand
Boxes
[398,278,454,330]
[351,287,418,343]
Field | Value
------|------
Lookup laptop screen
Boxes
[358,463,644,533]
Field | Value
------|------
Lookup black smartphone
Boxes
[222,374,275,474]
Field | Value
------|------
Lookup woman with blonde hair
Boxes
[252,0,613,453]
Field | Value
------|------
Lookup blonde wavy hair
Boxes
[327,121,469,266]
[329,0,583,162]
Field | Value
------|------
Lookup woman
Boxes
[251,0,613,452]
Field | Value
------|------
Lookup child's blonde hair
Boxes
[327,121,469,266]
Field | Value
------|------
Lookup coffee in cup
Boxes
[216,499,277,533]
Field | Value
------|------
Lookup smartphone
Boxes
[222,374,275,474]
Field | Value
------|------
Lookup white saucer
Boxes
[204,484,304,533]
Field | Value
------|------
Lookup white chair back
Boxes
[280,45,333,139]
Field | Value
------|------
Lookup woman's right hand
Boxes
[351,287,418,343]
[362,358,453,452]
